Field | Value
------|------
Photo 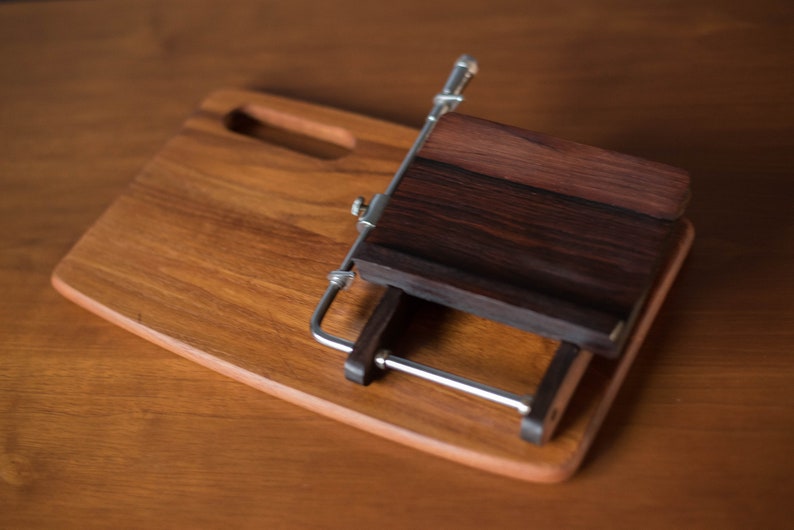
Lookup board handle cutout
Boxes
[225,104,355,160]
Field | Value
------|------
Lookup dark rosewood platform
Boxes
[350,112,691,443]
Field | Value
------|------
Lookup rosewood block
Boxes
[353,113,690,357]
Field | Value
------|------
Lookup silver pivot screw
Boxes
[351,196,368,217]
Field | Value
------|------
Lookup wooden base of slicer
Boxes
[53,89,693,483]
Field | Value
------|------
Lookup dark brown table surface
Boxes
[2,1,792,528]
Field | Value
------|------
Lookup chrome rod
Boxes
[384,54,477,197]
[375,351,532,415]
[310,55,478,351]
[310,284,353,353]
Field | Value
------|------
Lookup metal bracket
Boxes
[309,55,592,444]
[310,54,478,353]
[341,286,591,444]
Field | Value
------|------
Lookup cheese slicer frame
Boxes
[52,53,693,481]
[311,55,692,445]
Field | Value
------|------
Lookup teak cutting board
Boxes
[52,89,693,482]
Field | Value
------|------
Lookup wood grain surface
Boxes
[1,0,792,528]
[417,113,691,220]
[355,118,690,354]
[47,87,693,482]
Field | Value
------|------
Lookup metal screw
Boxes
[351,196,368,217]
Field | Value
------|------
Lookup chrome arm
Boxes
[310,54,478,352]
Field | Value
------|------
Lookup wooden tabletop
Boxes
[2,1,792,528]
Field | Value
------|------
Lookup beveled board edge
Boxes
[52,220,693,483]
[51,274,566,483]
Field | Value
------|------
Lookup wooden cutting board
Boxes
[52,89,693,482]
